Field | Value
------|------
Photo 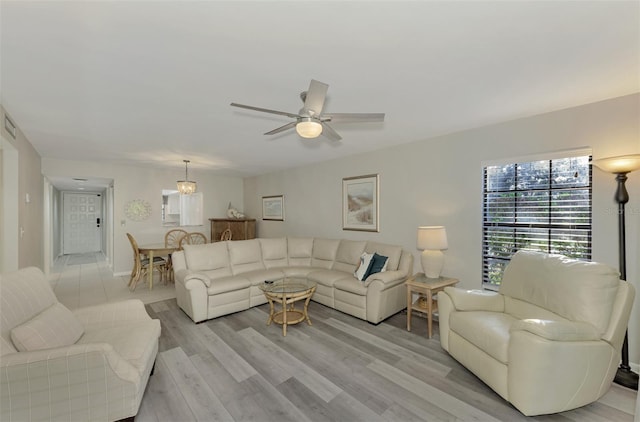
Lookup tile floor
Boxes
[50,252,176,310]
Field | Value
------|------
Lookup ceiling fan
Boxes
[230,79,384,142]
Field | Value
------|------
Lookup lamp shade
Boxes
[296,119,323,138]
[593,154,640,174]
[417,226,448,250]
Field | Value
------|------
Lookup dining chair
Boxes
[164,229,187,282]
[178,232,208,249]
[165,229,188,248]
[126,233,167,291]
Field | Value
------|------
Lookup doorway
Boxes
[62,192,103,254]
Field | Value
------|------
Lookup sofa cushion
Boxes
[240,268,286,285]
[287,237,313,266]
[365,242,402,271]
[11,303,84,352]
[229,239,265,274]
[307,269,352,287]
[184,242,230,272]
[282,266,317,278]
[500,250,620,335]
[510,319,600,341]
[333,240,367,273]
[259,238,288,268]
[205,275,251,295]
[334,277,369,296]
[504,296,571,323]
[450,311,517,364]
[312,238,340,269]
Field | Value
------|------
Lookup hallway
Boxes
[49,252,176,310]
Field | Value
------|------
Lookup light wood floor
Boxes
[135,299,637,422]
[49,252,175,310]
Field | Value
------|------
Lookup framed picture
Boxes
[262,195,284,221]
[343,174,379,232]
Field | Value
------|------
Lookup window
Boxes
[482,154,592,289]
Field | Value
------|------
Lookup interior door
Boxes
[63,192,102,254]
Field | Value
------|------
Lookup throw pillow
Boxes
[364,253,389,279]
[354,252,374,281]
[11,302,84,352]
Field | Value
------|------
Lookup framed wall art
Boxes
[342,174,379,232]
[262,195,284,221]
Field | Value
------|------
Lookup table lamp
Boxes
[417,226,448,278]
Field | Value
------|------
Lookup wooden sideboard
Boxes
[209,218,256,242]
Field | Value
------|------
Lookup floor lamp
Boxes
[593,154,640,390]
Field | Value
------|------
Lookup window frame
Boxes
[481,150,593,290]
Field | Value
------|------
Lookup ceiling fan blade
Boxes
[303,80,328,116]
[322,113,385,123]
[230,103,300,119]
[264,122,297,135]
[321,122,342,142]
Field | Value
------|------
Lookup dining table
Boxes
[137,243,178,290]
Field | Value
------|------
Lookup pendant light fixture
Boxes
[176,159,196,195]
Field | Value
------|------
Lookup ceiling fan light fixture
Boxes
[296,118,323,138]
[177,160,197,194]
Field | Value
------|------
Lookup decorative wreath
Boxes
[125,199,152,221]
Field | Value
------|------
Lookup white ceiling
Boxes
[2,1,639,190]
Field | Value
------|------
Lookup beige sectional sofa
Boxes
[438,250,635,416]
[1,267,160,421]
[172,237,413,324]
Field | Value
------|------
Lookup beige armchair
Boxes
[438,250,635,416]
[0,267,160,421]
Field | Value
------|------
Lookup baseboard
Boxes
[631,362,639,374]
[113,271,130,277]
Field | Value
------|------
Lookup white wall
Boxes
[41,159,245,274]
[244,93,640,367]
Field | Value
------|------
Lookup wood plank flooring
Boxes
[136,299,637,422]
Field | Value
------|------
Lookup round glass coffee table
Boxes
[259,277,317,336]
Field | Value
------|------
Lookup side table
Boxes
[406,273,458,338]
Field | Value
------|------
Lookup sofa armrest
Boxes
[510,319,600,341]
[366,270,406,288]
[1,342,140,385]
[73,299,151,330]
[443,286,504,312]
[184,272,212,288]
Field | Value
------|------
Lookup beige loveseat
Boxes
[438,250,635,416]
[0,267,160,421]
[172,237,413,324]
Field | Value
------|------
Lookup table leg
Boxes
[427,289,433,338]
[282,296,288,336]
[406,285,412,331]
[266,297,274,325]
[148,250,154,290]
[303,294,313,325]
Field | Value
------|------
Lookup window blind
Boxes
[482,155,592,288]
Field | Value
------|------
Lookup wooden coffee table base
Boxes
[264,287,315,336]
